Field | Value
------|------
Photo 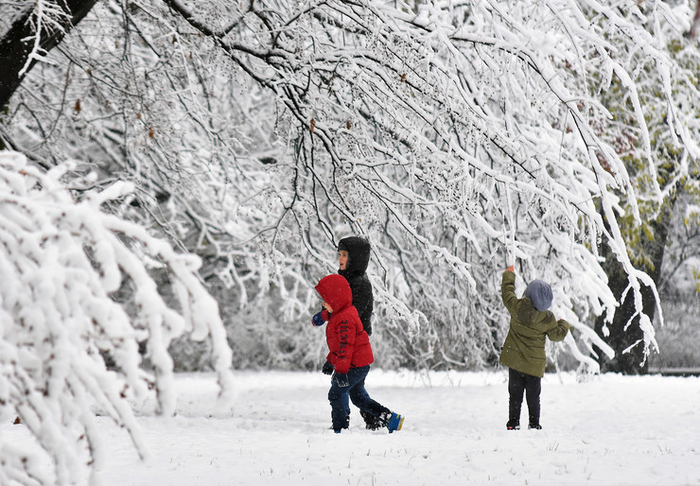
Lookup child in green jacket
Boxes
[499,266,570,430]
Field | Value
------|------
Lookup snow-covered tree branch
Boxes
[0,0,698,375]
[0,151,233,485]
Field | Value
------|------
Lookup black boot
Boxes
[507,403,521,430]
[361,411,383,430]
[331,410,349,433]
[528,411,541,430]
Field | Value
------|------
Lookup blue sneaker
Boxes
[386,413,404,433]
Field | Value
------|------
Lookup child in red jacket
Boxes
[312,236,381,430]
[314,274,403,434]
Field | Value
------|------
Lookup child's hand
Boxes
[505,265,515,272]
[312,311,325,326]
[334,373,349,387]
[322,361,334,375]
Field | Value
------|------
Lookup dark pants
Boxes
[508,368,541,427]
[328,365,390,432]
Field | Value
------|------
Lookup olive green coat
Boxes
[498,271,570,378]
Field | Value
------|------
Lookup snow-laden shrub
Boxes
[0,151,234,485]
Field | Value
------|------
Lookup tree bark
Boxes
[690,0,700,39]
[0,0,98,110]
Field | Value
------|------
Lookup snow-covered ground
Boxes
[5,370,699,485]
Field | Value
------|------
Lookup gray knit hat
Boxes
[525,280,553,311]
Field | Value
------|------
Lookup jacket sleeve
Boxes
[333,318,357,374]
[352,278,372,318]
[350,277,373,335]
[501,271,519,316]
[547,318,570,342]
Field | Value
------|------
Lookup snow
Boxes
[4,370,698,485]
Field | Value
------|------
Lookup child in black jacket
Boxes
[337,236,374,335]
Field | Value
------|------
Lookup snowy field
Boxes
[5,370,699,486]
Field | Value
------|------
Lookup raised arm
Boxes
[501,267,519,314]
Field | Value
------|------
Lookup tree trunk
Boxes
[594,204,673,375]
[0,0,98,110]
[690,0,700,39]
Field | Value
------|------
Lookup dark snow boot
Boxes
[506,420,520,430]
[331,410,349,433]
[361,411,383,431]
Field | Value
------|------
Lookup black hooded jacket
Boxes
[338,236,374,336]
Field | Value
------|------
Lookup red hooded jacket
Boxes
[315,274,373,374]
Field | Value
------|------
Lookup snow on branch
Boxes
[154,0,698,370]
[5,0,697,373]
[18,0,69,77]
[0,151,234,485]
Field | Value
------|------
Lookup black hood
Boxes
[338,236,371,277]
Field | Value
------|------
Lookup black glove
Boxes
[312,311,325,326]
[322,361,334,375]
[334,372,349,387]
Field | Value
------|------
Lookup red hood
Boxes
[315,274,352,313]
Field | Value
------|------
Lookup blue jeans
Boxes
[328,365,390,431]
